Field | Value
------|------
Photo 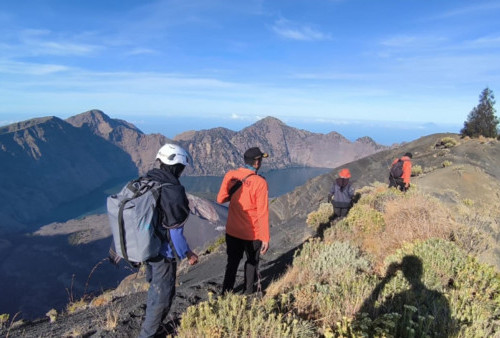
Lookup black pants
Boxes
[222,233,262,294]
[334,207,350,218]
[388,176,408,191]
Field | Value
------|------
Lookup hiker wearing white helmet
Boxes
[139,143,198,338]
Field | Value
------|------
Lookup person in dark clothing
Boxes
[139,143,198,338]
[329,168,355,219]
[388,152,413,192]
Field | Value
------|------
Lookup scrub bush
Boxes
[306,202,333,229]
[344,204,385,233]
[178,293,315,337]
[411,165,423,176]
[442,160,452,167]
[440,137,458,148]
[278,241,376,331]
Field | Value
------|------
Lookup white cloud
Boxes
[272,18,331,41]
[126,48,157,56]
[1,29,102,58]
[381,35,446,49]
[435,2,500,19]
[0,60,70,75]
[0,120,16,127]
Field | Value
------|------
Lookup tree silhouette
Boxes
[461,87,498,138]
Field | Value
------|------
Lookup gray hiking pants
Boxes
[139,256,177,338]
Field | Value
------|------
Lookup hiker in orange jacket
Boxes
[217,147,269,294]
[388,152,413,192]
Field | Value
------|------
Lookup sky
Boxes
[1,0,499,144]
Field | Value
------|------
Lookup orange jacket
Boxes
[217,167,269,242]
[392,156,412,184]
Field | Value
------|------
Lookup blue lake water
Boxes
[36,167,332,228]
[181,167,332,200]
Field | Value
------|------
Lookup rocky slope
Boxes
[176,116,386,175]
[270,133,500,268]
[0,116,137,232]
[67,110,171,175]
[0,195,227,324]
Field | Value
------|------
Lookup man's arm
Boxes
[217,173,231,204]
[255,178,270,254]
[402,161,412,185]
[169,227,197,264]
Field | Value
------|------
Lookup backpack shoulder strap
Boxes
[228,173,256,198]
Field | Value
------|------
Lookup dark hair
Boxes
[404,152,413,158]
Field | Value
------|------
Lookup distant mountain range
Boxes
[0,109,386,231]
[175,116,386,175]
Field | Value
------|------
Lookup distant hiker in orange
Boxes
[388,152,413,192]
[328,168,355,219]
[217,147,270,295]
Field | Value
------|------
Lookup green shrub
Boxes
[284,241,376,330]
[344,204,385,233]
[462,198,474,207]
[411,165,423,176]
[440,137,458,148]
[178,293,315,337]
[204,235,226,254]
[306,202,333,229]
[442,160,452,167]
[349,239,500,337]
[294,240,372,283]
[0,314,8,329]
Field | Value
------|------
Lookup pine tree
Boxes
[461,87,499,138]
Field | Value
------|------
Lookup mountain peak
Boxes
[254,116,285,127]
[66,109,142,139]
[0,116,63,135]
[66,109,112,128]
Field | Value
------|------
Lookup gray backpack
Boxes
[107,178,170,264]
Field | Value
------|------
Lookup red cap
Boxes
[339,168,351,178]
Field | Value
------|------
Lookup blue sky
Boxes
[0,0,499,143]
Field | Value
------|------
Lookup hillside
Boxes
[3,133,499,337]
[176,116,386,175]
[67,110,172,175]
[0,116,137,231]
[0,195,228,323]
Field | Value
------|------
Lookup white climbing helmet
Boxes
[156,143,192,166]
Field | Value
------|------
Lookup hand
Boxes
[260,241,269,255]
[186,251,198,265]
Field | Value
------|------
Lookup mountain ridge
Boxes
[0,116,138,231]
[0,109,386,231]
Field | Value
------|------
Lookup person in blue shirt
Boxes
[139,143,198,338]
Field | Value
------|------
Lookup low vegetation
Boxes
[411,164,423,176]
[439,137,458,148]
[442,160,452,167]
[176,184,500,337]
[178,293,314,337]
